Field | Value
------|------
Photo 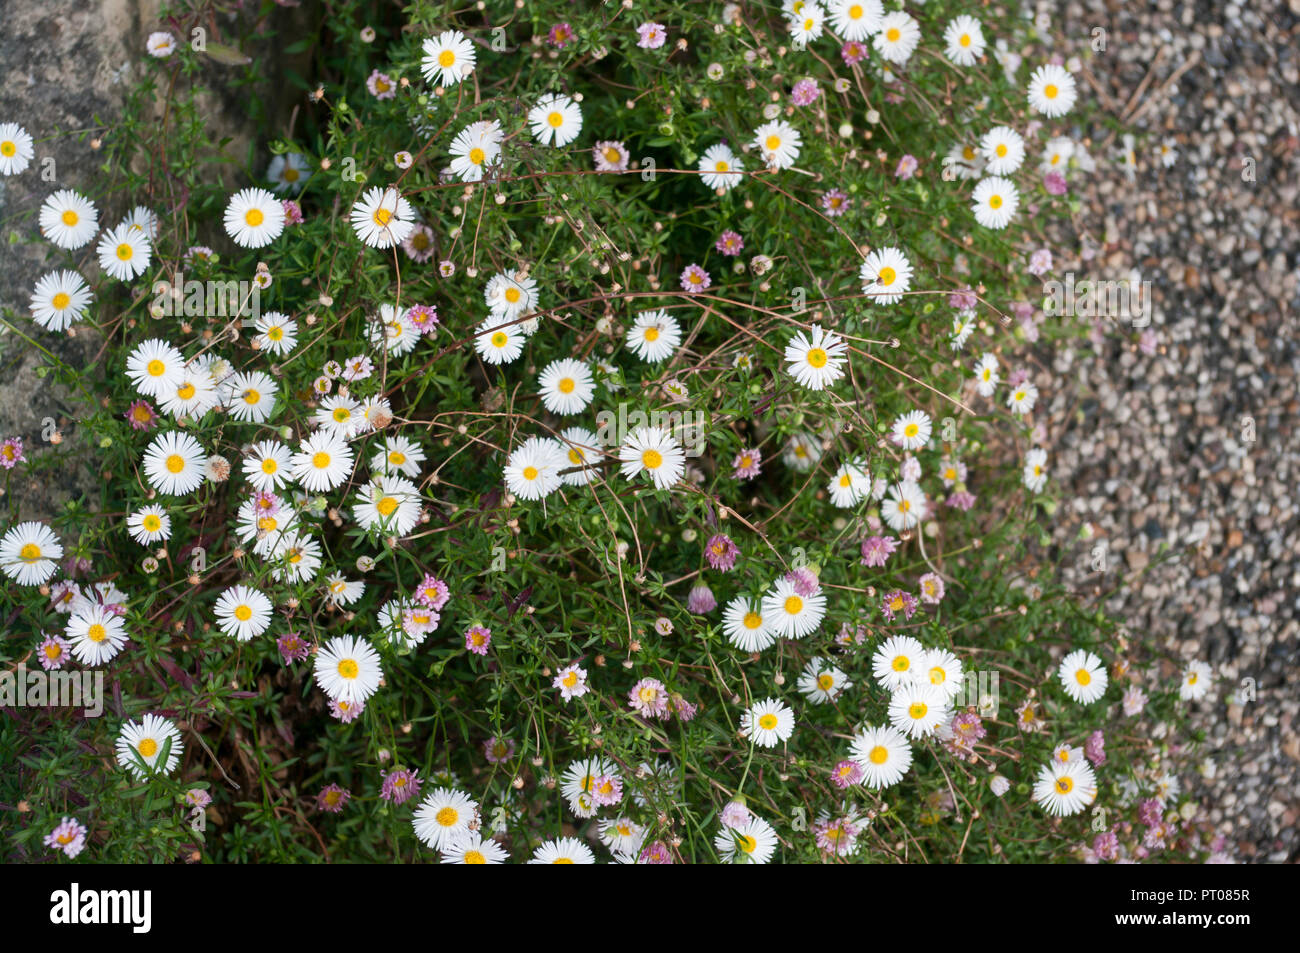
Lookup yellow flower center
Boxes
[438,50,456,68]
[61,209,79,226]
[878,266,896,286]
[641,449,663,470]
[567,448,584,465]
[807,347,827,368]
[268,326,284,341]
[547,111,564,128]
[87,623,107,642]
[849,4,863,17]
[886,27,901,42]
[960,34,971,47]
[373,207,393,226]
[312,452,331,469]
[758,713,778,730]
[469,147,486,165]
[909,702,928,719]
[737,835,757,854]
[177,383,195,400]
[1055,776,1073,794]
[464,850,486,864]
[491,331,508,348]
[558,377,575,394]
[1076,669,1091,685]
[869,745,888,764]
[643,326,660,342]
[116,243,134,261]
[233,604,253,622]
[504,287,521,303]
[138,738,158,758]
[562,671,578,688]
[436,806,459,826]
[1044,84,1059,99]
[989,194,1003,209]
[0,141,15,157]
[376,495,399,517]
[245,208,264,227]
[891,656,911,674]
[817,673,834,691]
[165,454,185,474]
[522,465,539,481]
[143,514,162,532]
[764,134,781,152]
[784,596,803,614]
[337,659,358,679]
[284,167,300,182]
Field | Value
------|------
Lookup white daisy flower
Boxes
[412,786,479,850]
[556,427,602,487]
[751,119,802,170]
[741,697,796,747]
[96,223,151,281]
[474,318,526,365]
[1006,380,1039,415]
[353,475,423,537]
[538,358,595,415]
[783,431,822,472]
[698,142,744,192]
[0,122,35,176]
[980,126,1025,175]
[223,187,285,248]
[827,459,869,508]
[242,440,292,492]
[760,575,827,639]
[125,339,185,398]
[528,93,583,147]
[1027,63,1078,117]
[421,30,477,87]
[115,714,182,779]
[350,186,415,248]
[66,604,129,666]
[313,634,383,704]
[1179,660,1213,701]
[797,657,850,703]
[29,270,93,332]
[119,206,159,239]
[370,435,426,478]
[722,596,777,653]
[142,430,208,496]
[891,409,931,450]
[1040,136,1075,174]
[943,15,986,66]
[872,635,925,692]
[504,436,566,501]
[269,531,322,583]
[214,584,273,641]
[253,311,298,356]
[1023,447,1048,493]
[850,724,913,788]
[449,119,503,182]
[291,431,354,492]
[944,142,984,179]
[859,246,912,304]
[881,480,926,531]
[972,176,1019,229]
[145,31,176,57]
[324,573,365,607]
[0,521,63,586]
[127,505,171,545]
[483,271,539,321]
[223,370,278,423]
[625,309,681,363]
[714,816,778,864]
[889,681,951,739]
[785,323,848,391]
[974,352,1000,397]
[788,2,825,44]
[1032,759,1097,815]
[919,648,964,701]
[617,425,686,490]
[39,189,98,249]
[528,836,596,864]
[599,818,647,858]
[441,832,509,864]
[874,11,921,65]
[828,0,883,41]
[157,368,221,421]
[266,152,311,194]
[1057,648,1108,705]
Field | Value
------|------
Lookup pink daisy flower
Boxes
[715,230,744,256]
[44,817,88,858]
[704,533,739,571]
[679,263,711,292]
[316,783,351,813]
[628,677,670,719]
[731,447,762,480]
[465,624,492,656]
[381,768,423,805]
[636,22,667,49]
[125,400,159,431]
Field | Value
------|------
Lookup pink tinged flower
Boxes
[316,783,351,813]
[895,154,919,179]
[547,22,575,47]
[1085,729,1107,766]
[669,693,698,722]
[945,712,986,760]
[438,259,455,276]
[636,22,667,49]
[628,677,670,719]
[44,817,88,858]
[679,263,711,292]
[554,663,589,701]
[329,697,365,722]
[814,816,860,856]
[785,567,819,597]
[1138,798,1162,827]
[484,735,515,763]
[1093,831,1119,861]
[381,768,423,805]
[185,789,212,810]
[790,78,820,106]
[282,200,304,225]
[821,188,851,216]
[859,535,898,568]
[639,840,674,863]
[835,622,869,646]
[841,41,868,65]
[366,69,396,99]
[830,759,863,789]
[406,304,440,334]
[1122,686,1148,716]
[277,631,309,664]
[125,400,159,431]
[1043,170,1068,195]
[1027,248,1053,276]
[948,287,978,310]
[918,572,945,605]
[720,800,752,828]
[402,225,437,263]
[731,447,762,480]
[465,624,492,656]
[416,573,451,610]
[402,607,440,637]
[687,584,717,614]
[1139,329,1158,355]
[715,230,744,256]
[880,589,918,622]
[37,634,71,670]
[1007,366,1031,388]
[0,437,25,469]
[590,773,623,806]
[946,490,977,511]
[704,533,739,571]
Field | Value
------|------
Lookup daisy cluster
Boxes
[2,5,1214,864]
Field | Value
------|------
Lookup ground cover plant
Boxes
[1,0,1226,864]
